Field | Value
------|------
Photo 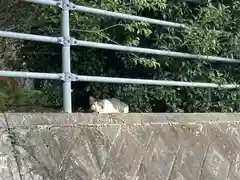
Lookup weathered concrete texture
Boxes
[1,113,240,180]
[0,114,21,180]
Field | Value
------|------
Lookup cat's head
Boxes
[89,96,103,112]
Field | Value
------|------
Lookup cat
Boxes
[89,96,129,113]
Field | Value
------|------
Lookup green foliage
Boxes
[0,83,57,112]
[3,0,240,112]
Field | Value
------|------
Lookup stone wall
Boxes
[1,113,240,180]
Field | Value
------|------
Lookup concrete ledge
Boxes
[1,113,240,179]
[5,113,240,127]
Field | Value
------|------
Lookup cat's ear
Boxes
[89,96,96,104]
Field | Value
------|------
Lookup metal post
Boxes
[61,0,72,113]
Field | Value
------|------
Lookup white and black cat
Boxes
[89,96,129,113]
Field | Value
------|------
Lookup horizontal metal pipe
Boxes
[0,31,59,43]
[73,39,240,63]
[0,71,62,80]
[22,0,228,35]
[22,1,228,35]
[73,5,187,29]
[75,75,239,89]
[22,0,58,6]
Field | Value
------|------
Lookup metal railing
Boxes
[0,0,239,113]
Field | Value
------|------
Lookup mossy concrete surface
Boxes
[0,113,240,180]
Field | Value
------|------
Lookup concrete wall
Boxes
[1,113,240,180]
